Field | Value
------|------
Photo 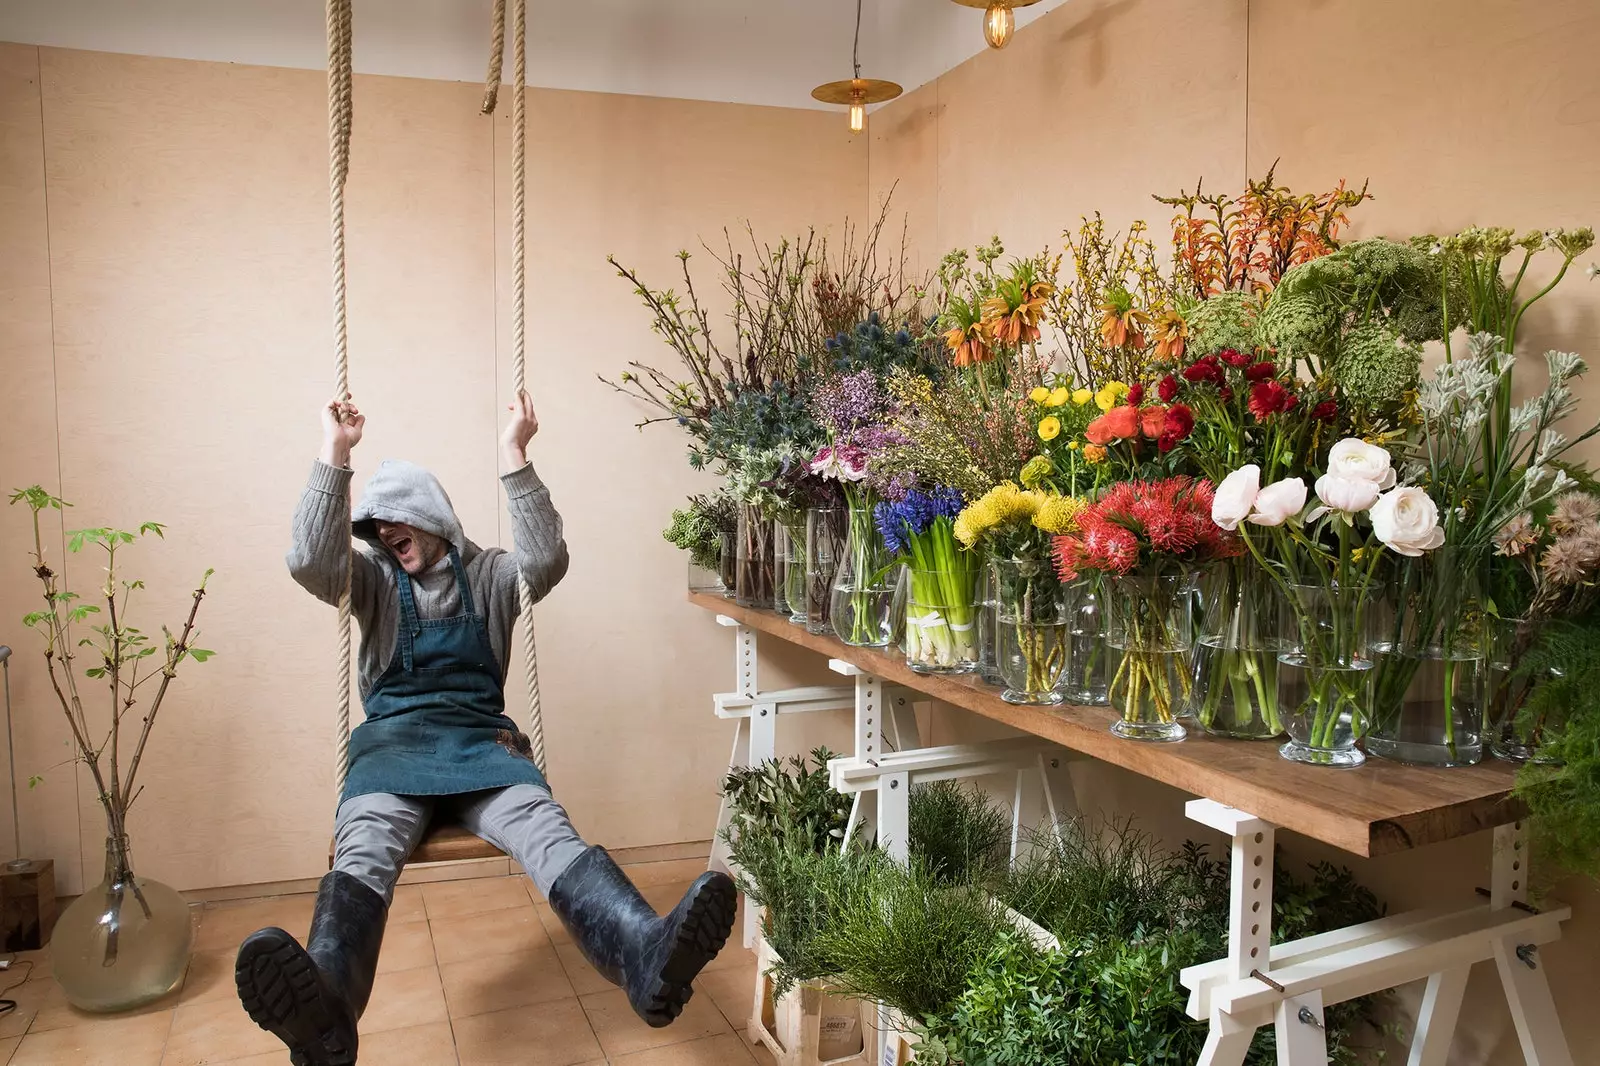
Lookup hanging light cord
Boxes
[853,0,862,78]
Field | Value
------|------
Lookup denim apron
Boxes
[340,547,548,804]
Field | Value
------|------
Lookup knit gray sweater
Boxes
[287,459,569,697]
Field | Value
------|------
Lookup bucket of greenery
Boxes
[10,487,214,1013]
[723,749,876,1066]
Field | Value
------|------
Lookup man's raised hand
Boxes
[501,389,539,471]
[320,394,364,468]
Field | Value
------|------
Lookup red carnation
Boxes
[1157,374,1179,402]
[1182,358,1223,386]
[1312,399,1339,422]
[1126,383,1145,405]
[1245,361,1276,381]
[1248,380,1293,421]
[1220,385,1235,402]
[1218,348,1252,368]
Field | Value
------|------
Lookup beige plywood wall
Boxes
[0,44,865,895]
[865,0,1600,1061]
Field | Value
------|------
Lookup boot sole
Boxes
[235,928,355,1066]
[637,873,737,1028]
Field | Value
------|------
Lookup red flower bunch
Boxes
[1084,403,1196,453]
[1053,477,1240,579]
[1247,379,1298,421]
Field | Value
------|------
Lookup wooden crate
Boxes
[748,936,874,1066]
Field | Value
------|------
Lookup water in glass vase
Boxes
[1277,653,1371,767]
[997,615,1068,704]
[53,837,193,1012]
[1109,648,1188,741]
[1367,646,1485,767]
[1189,638,1283,739]
[1061,583,1110,705]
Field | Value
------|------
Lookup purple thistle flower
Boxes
[813,370,887,435]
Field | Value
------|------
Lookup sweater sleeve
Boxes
[286,460,383,614]
[496,462,570,608]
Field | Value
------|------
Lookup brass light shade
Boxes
[951,0,1044,50]
[812,77,903,133]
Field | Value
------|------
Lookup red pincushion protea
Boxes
[1053,477,1238,579]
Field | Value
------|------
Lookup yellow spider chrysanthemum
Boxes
[1038,417,1062,442]
[1072,388,1093,406]
[1029,386,1051,404]
[1047,387,1071,407]
[1033,494,1084,535]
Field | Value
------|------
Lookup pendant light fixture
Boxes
[812,0,901,133]
[952,0,1043,50]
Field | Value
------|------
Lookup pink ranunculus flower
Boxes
[1211,464,1260,531]
[1370,486,1446,556]
[1248,477,1308,527]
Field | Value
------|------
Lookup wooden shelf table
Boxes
[690,592,1573,1066]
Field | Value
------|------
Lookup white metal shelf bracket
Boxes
[1183,801,1573,1066]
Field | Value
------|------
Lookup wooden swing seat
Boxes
[327,819,506,869]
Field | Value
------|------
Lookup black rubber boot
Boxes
[547,846,736,1028]
[234,871,387,1066]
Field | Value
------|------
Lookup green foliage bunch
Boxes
[721,746,853,855]
[1513,614,1600,880]
[661,492,737,571]
[908,781,1012,887]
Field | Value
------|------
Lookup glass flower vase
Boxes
[778,521,807,624]
[717,531,737,599]
[831,504,895,647]
[53,835,193,1012]
[991,554,1069,705]
[1061,577,1110,705]
[904,562,980,674]
[805,507,846,636]
[1188,562,1284,739]
[1277,583,1372,767]
[1367,559,1486,767]
[735,504,775,610]
[1105,573,1190,742]
[1486,616,1563,763]
[976,567,1005,686]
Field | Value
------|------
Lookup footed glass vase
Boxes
[991,554,1069,705]
[1105,573,1190,742]
[735,504,775,610]
[54,836,192,1012]
[831,504,894,647]
[1189,563,1283,739]
[1278,583,1372,767]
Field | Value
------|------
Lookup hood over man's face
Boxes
[373,520,447,576]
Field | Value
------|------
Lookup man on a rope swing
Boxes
[235,392,736,1065]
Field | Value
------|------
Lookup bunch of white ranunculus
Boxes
[1211,439,1446,557]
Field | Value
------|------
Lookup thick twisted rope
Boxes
[483,0,547,774]
[328,0,355,795]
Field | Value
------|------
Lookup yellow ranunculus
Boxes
[1038,417,1062,441]
[1068,440,1080,450]
[1072,389,1092,406]
[1029,386,1051,403]
[1047,387,1071,407]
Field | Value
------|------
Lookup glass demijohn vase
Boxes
[1188,562,1283,739]
[1277,583,1371,767]
[735,503,775,610]
[831,504,895,647]
[1105,573,1190,742]
[53,836,193,1012]
[772,521,791,618]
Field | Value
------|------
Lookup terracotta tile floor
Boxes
[0,870,775,1066]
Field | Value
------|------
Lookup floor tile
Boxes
[0,979,64,1039]
[640,882,696,915]
[624,860,716,889]
[553,942,614,996]
[610,1032,757,1065]
[195,896,315,953]
[389,884,428,925]
[11,1009,172,1066]
[179,948,241,1005]
[533,901,572,946]
[581,987,730,1059]
[31,977,181,1034]
[163,995,281,1066]
[452,998,602,1066]
[431,905,549,966]
[440,942,575,1018]
[696,967,756,1033]
[0,1036,18,1064]
[699,943,755,976]
[359,964,448,1035]
[355,1020,459,1065]
[377,919,437,974]
[423,876,535,920]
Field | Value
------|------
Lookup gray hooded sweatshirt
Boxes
[288,459,569,697]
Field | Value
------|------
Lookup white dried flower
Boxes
[1550,469,1576,497]
[1545,350,1585,383]
[1509,399,1540,434]
[1536,428,1567,465]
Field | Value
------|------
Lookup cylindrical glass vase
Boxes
[717,531,737,599]
[976,567,1004,686]
[991,554,1070,705]
[1277,582,1372,767]
[831,504,895,647]
[53,836,193,1012]
[904,563,980,674]
[1105,573,1190,742]
[805,507,846,636]
[1189,563,1284,739]
[1486,616,1563,763]
[1060,578,1110,705]
[735,504,775,610]
[778,522,807,624]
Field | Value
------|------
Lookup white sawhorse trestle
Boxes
[1183,800,1573,1066]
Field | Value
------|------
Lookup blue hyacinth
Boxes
[874,486,965,557]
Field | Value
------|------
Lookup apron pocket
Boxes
[348,719,438,761]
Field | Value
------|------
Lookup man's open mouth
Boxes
[388,536,413,556]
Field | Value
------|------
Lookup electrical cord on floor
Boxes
[0,957,35,1018]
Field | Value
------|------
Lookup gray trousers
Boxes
[333,784,589,906]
